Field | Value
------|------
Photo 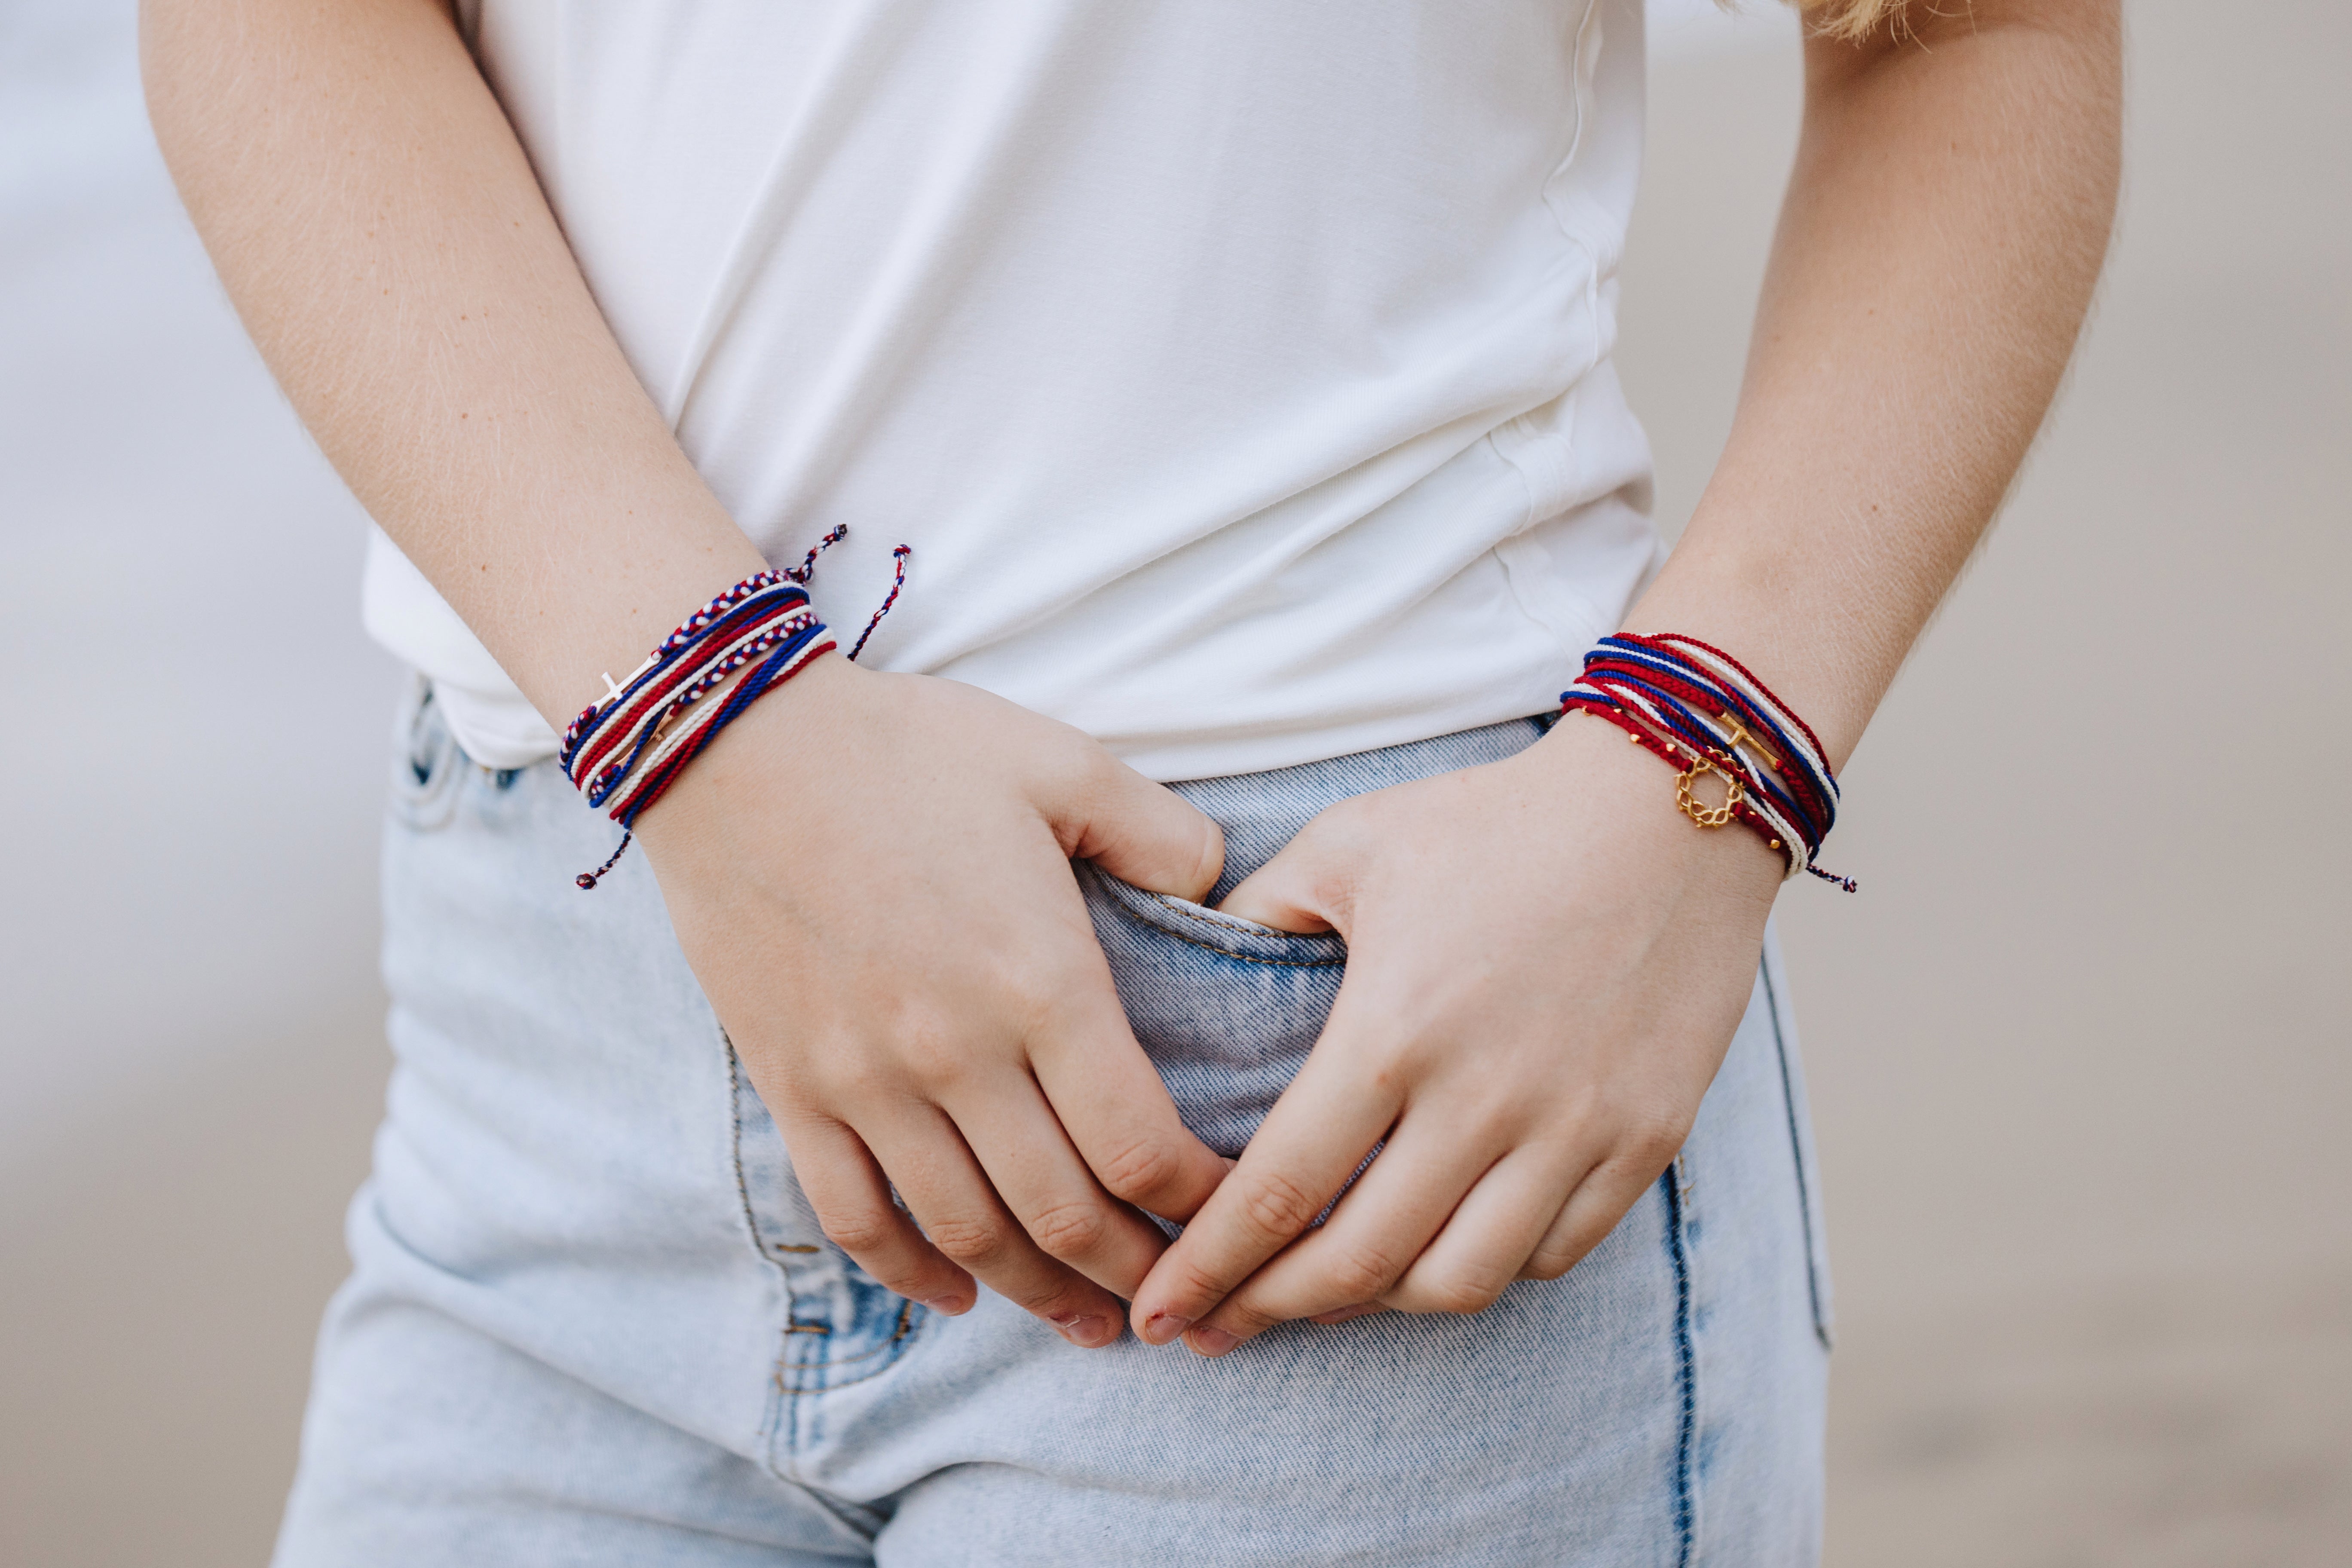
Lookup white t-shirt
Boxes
[366,0,1660,778]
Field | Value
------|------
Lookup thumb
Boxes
[1215,824,1350,936]
[1056,753,1226,902]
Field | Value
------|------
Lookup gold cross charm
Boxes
[1717,714,1782,773]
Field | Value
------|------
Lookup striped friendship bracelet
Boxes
[558,570,834,888]
[1560,632,1856,891]
[557,529,912,890]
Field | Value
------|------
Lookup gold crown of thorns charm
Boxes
[1675,749,1745,828]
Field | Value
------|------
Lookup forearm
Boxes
[1626,0,2122,767]
[142,0,773,726]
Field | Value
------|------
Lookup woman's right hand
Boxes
[631,654,1230,1348]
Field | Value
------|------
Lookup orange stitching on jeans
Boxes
[790,1321,912,1369]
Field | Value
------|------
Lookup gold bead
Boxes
[1627,731,1640,743]
[1769,838,1782,850]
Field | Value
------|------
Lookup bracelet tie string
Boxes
[1561,632,1856,891]
[558,530,909,889]
[847,545,912,663]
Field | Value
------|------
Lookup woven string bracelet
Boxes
[560,528,909,890]
[1561,632,1857,891]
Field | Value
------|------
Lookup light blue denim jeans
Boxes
[274,681,1831,1567]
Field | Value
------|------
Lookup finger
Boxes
[1127,1002,1404,1344]
[1183,1115,1508,1350]
[1029,978,1230,1223]
[1382,1141,1600,1313]
[784,1112,975,1314]
[867,1105,1131,1348]
[1057,751,1224,902]
[1516,1146,1675,1283]
[1309,1303,1388,1326]
[1215,816,1348,934]
[946,1075,1181,1299]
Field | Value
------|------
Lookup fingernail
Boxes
[1185,1326,1240,1357]
[919,1294,965,1314]
[1141,1312,1192,1346]
[1050,1313,1115,1348]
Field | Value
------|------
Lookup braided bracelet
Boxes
[1560,633,1857,891]
[559,527,911,890]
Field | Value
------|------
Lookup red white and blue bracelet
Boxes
[1560,632,1857,891]
[559,528,910,890]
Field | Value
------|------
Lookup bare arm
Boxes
[1636,0,2123,757]
[145,0,1234,1348]
[144,0,758,718]
[1132,0,2122,1352]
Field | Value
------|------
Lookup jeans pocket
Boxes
[1076,862,1346,1159]
[1088,871,1348,968]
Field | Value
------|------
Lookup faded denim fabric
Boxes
[274,682,1830,1567]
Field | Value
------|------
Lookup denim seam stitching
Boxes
[1103,887,1346,967]
[1119,913,1346,968]
[1142,893,1301,944]
[781,1302,922,1385]
[782,1343,919,1395]
[1758,959,1833,1350]
[1663,1163,1698,1568]
[1083,866,1344,965]
[726,1033,806,1478]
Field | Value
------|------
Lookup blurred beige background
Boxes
[2,2,2345,1564]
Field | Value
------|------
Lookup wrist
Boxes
[627,652,867,847]
[1620,539,1879,773]
[1523,708,1785,905]
[555,564,854,888]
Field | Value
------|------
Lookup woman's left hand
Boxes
[1127,709,1787,1355]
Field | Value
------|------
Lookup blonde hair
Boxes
[1792,0,1916,42]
